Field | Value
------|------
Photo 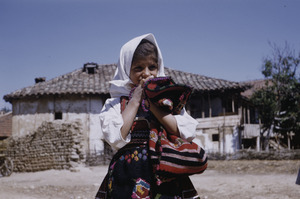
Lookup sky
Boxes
[1,0,300,109]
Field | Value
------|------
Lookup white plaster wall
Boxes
[11,96,105,154]
[88,98,104,155]
[12,99,54,137]
[222,126,241,153]
[89,113,104,154]
[225,134,233,153]
[50,96,105,154]
[232,125,241,151]
[195,126,239,154]
[195,115,242,153]
[195,129,213,152]
[12,113,53,137]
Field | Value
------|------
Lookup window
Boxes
[83,63,98,74]
[211,97,222,117]
[189,97,209,119]
[212,134,219,142]
[54,112,62,120]
[250,107,259,124]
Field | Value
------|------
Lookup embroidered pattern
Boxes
[119,150,148,163]
[131,178,150,199]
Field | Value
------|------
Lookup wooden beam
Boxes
[232,97,235,113]
[201,95,205,118]
[247,106,250,124]
[208,94,212,118]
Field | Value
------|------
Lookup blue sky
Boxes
[1,0,300,109]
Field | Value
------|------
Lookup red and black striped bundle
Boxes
[143,76,192,114]
[149,126,208,184]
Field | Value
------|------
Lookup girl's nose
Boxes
[142,68,150,77]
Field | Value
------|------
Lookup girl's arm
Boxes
[100,98,131,151]
[120,85,143,140]
[120,95,139,139]
[150,103,198,141]
[148,101,180,137]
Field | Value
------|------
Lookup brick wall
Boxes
[6,121,85,172]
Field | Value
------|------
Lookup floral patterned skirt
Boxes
[97,144,200,199]
[107,145,153,198]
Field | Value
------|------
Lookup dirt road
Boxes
[0,160,299,199]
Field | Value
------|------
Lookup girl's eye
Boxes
[133,66,143,72]
[149,65,158,70]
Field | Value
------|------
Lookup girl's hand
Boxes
[130,75,154,104]
[130,85,143,104]
[140,75,154,88]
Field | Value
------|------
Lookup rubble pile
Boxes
[6,121,85,172]
[86,141,113,166]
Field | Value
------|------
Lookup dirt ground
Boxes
[0,160,299,199]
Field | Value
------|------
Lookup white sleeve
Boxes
[174,108,198,142]
[100,98,131,151]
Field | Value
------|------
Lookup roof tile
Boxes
[4,64,247,102]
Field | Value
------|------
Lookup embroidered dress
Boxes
[99,99,200,199]
[106,105,153,198]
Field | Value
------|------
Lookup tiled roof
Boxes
[4,63,247,102]
[165,68,244,92]
[240,79,270,99]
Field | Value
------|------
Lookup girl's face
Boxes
[130,55,158,85]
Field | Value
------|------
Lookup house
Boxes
[4,63,113,157]
[0,111,12,140]
[4,63,249,156]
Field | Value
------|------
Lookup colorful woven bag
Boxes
[143,77,207,184]
[143,76,192,114]
[149,125,207,184]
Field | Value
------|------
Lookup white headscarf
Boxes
[109,33,165,98]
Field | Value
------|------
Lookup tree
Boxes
[0,106,11,113]
[251,42,300,149]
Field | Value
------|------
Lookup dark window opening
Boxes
[189,97,210,119]
[221,97,235,115]
[87,67,95,74]
[83,63,98,74]
[250,107,259,124]
[189,99,203,119]
[211,97,222,117]
[242,138,257,149]
[55,112,62,120]
[226,98,233,113]
[212,134,219,142]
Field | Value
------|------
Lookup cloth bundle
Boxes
[149,126,207,184]
[143,76,192,114]
[143,77,207,184]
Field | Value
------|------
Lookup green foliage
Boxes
[251,42,300,136]
[251,83,276,132]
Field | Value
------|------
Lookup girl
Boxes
[97,33,203,199]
